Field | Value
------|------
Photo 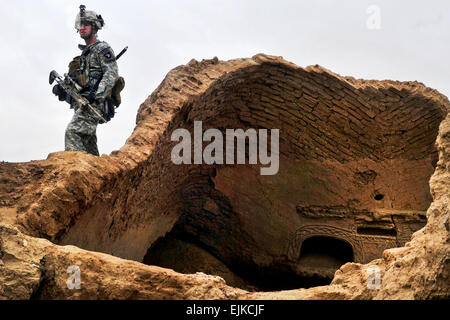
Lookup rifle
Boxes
[49,70,107,123]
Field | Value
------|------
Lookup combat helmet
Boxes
[75,5,105,31]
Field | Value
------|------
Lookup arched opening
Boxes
[299,236,354,267]
[296,236,354,287]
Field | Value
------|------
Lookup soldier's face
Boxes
[79,23,93,39]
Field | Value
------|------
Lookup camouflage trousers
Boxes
[65,105,101,156]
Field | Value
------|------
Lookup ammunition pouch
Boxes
[68,56,87,88]
[107,77,125,108]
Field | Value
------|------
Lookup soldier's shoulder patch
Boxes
[100,47,116,63]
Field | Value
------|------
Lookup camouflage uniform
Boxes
[65,39,119,156]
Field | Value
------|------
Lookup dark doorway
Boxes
[297,236,354,285]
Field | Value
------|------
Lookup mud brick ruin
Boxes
[0,54,448,299]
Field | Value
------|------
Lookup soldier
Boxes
[53,5,119,156]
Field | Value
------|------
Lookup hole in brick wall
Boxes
[374,194,384,201]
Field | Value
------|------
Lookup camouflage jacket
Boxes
[76,39,119,101]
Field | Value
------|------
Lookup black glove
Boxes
[52,85,67,102]
[65,95,73,105]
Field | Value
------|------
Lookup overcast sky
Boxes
[1,0,449,162]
